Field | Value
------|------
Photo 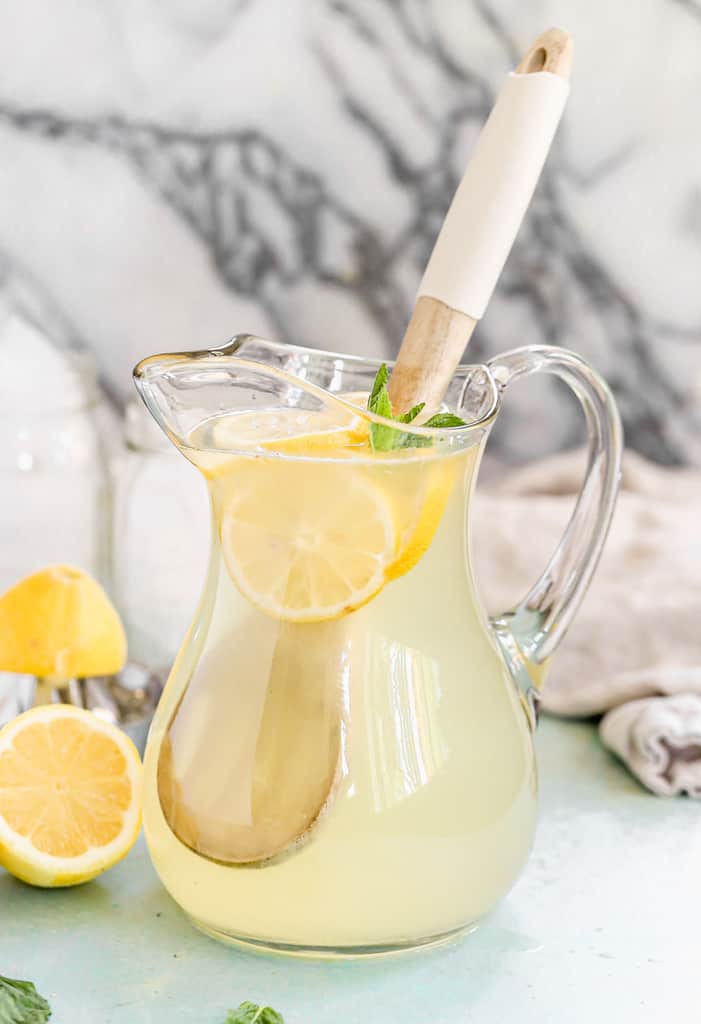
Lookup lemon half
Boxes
[0,565,126,679]
[0,705,142,887]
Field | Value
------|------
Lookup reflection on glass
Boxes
[363,638,447,812]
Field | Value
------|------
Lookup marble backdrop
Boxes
[0,0,700,462]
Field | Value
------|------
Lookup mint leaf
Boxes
[366,366,467,451]
[398,402,425,424]
[0,975,51,1023]
[225,1002,284,1024]
[367,362,389,408]
[367,363,397,452]
[370,382,393,421]
[423,412,468,429]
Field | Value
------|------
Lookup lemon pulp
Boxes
[0,705,142,887]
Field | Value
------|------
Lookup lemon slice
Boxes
[194,407,369,477]
[217,461,396,622]
[387,459,460,581]
[220,407,366,452]
[0,565,127,679]
[0,705,142,887]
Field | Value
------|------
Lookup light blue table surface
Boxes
[3,718,699,1023]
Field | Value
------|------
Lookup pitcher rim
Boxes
[133,334,500,452]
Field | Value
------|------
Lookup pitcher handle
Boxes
[486,345,622,677]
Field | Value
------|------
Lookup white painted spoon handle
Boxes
[389,28,572,415]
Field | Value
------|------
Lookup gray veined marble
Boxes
[0,0,699,463]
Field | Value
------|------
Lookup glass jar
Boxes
[111,397,209,672]
[0,311,109,592]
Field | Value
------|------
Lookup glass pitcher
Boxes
[134,335,621,957]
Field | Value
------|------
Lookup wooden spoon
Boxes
[388,28,572,416]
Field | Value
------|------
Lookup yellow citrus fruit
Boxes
[0,705,142,887]
[267,420,369,455]
[216,460,396,622]
[267,392,371,454]
[200,400,460,621]
[0,565,127,679]
[386,459,459,581]
[199,407,368,477]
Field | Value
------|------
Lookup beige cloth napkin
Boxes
[473,449,701,797]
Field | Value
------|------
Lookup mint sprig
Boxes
[225,1002,284,1024]
[0,975,51,1023]
[367,364,467,451]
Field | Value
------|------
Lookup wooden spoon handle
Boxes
[387,298,477,418]
[389,28,572,416]
[516,26,573,76]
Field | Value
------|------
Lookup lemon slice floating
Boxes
[216,460,396,622]
[0,705,142,887]
[199,405,369,475]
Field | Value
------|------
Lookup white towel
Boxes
[600,695,701,798]
[474,449,701,797]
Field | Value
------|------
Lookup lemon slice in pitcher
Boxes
[387,457,460,581]
[266,392,371,454]
[209,406,367,459]
[218,461,395,622]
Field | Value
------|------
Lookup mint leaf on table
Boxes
[367,364,466,451]
[0,975,51,1024]
[225,1001,284,1024]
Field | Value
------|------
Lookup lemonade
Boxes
[142,405,536,952]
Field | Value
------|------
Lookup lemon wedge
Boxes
[0,565,126,679]
[0,705,142,886]
[215,460,396,622]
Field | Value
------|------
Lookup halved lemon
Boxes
[0,705,142,887]
[216,460,396,622]
[0,565,126,679]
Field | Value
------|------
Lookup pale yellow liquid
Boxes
[143,429,537,951]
